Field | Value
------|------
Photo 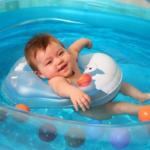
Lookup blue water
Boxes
[0,6,150,150]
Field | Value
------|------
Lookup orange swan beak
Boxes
[77,74,92,87]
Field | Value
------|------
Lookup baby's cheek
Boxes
[67,54,72,61]
[46,68,54,76]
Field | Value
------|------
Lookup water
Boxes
[0,5,150,150]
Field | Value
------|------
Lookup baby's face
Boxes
[35,42,73,79]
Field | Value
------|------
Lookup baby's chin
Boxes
[63,70,74,78]
[48,69,73,79]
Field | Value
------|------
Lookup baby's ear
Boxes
[34,70,46,79]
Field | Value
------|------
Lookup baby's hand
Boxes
[70,88,91,112]
[85,39,92,49]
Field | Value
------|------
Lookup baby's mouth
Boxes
[58,64,67,72]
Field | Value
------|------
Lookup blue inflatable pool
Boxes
[0,0,150,150]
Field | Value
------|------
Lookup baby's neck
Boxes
[66,59,82,83]
[71,70,75,76]
[67,68,82,84]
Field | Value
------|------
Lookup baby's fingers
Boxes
[80,97,90,110]
[72,100,79,111]
[83,94,91,104]
[77,100,86,112]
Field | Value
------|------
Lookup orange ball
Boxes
[138,106,150,122]
[77,74,92,87]
[16,104,30,112]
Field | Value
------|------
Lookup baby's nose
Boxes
[56,57,63,65]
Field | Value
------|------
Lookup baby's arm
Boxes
[68,38,92,56]
[49,76,91,111]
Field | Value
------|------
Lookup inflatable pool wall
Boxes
[0,106,150,149]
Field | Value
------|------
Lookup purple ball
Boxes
[39,124,57,142]
[110,128,130,149]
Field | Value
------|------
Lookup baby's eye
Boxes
[47,60,52,65]
[58,51,64,56]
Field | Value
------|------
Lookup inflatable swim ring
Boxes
[2,53,122,108]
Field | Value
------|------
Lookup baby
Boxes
[25,33,150,120]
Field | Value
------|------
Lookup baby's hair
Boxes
[25,33,64,70]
